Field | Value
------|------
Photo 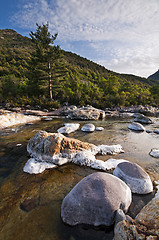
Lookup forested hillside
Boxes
[0,28,158,109]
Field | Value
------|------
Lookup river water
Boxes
[0,117,158,240]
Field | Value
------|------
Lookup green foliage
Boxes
[0,28,158,109]
[29,23,60,100]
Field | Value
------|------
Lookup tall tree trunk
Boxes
[48,61,53,99]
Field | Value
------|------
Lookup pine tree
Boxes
[29,22,60,99]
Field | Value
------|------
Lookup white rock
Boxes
[81,123,95,132]
[23,158,57,174]
[89,158,128,171]
[97,144,124,155]
[128,122,145,131]
[150,149,159,158]
[96,127,104,131]
[57,123,80,134]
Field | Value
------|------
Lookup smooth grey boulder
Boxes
[113,162,153,194]
[81,123,95,132]
[61,172,132,227]
[128,122,145,131]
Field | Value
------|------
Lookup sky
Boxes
[1,0,159,78]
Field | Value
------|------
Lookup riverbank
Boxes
[0,104,159,129]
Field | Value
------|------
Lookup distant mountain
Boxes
[148,69,159,83]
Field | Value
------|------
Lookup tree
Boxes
[29,22,60,99]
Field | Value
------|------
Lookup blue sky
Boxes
[1,0,159,78]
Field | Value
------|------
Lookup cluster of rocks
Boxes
[23,130,158,238]
[61,161,153,229]
[57,123,104,134]
[127,112,159,135]
[114,190,159,239]
[107,105,159,117]
[1,104,159,130]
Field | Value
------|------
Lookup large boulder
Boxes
[113,161,153,194]
[24,131,124,174]
[128,122,145,131]
[27,131,96,161]
[61,172,132,227]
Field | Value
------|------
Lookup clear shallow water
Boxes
[0,117,158,240]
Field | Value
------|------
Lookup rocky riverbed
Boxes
[0,105,159,239]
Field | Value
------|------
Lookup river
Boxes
[0,117,158,240]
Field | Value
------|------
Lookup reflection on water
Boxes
[0,117,158,240]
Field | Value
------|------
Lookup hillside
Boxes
[0,29,158,108]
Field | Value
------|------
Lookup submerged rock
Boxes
[61,172,132,227]
[113,161,153,194]
[128,122,145,131]
[81,123,95,132]
[20,198,38,212]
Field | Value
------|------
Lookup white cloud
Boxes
[11,0,159,77]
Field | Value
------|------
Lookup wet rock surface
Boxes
[61,172,132,227]
[113,162,153,194]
